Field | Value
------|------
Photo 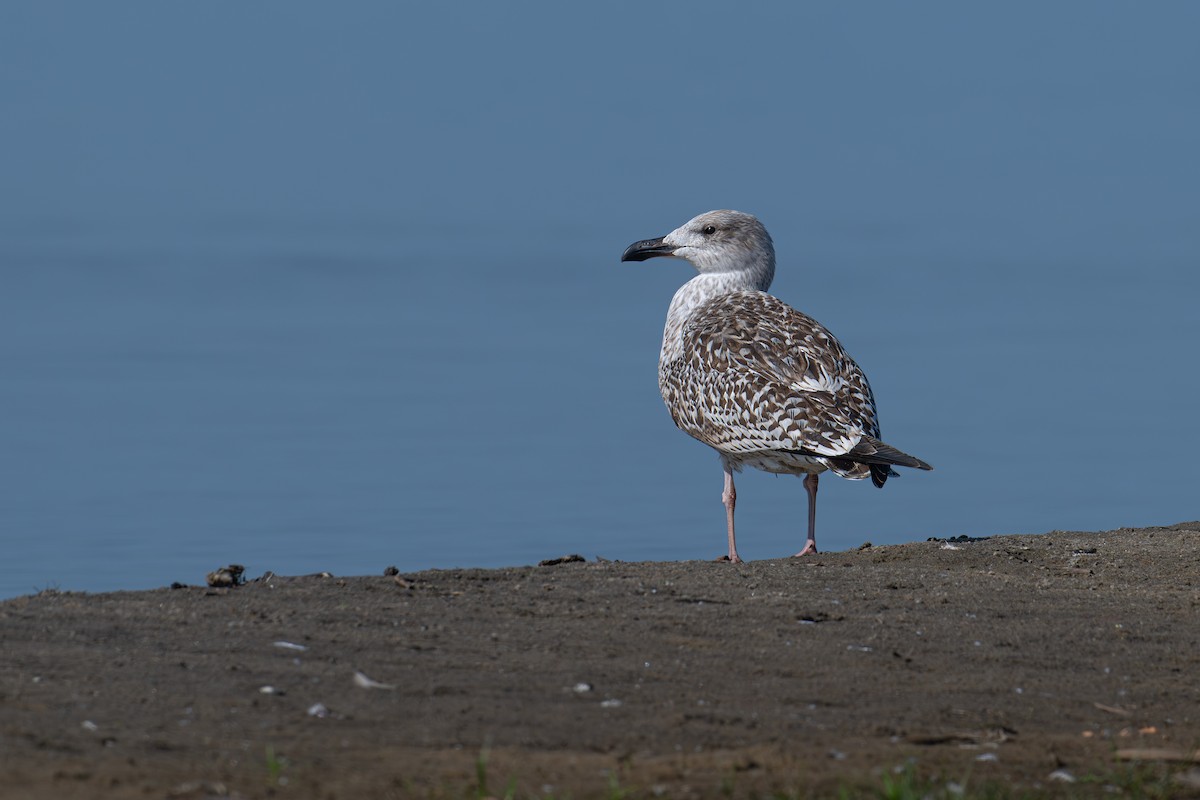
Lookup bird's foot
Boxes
[715,554,743,564]
[791,542,818,557]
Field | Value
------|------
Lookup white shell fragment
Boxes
[353,670,396,690]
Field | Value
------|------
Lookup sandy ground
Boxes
[2,523,1199,799]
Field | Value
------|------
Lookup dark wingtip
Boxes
[870,464,893,488]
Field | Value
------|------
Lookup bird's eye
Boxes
[701,225,717,235]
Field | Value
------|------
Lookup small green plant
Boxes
[878,763,931,800]
[265,744,288,786]
[604,768,630,800]
[867,763,998,800]
[473,747,516,800]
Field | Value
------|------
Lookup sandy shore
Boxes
[2,523,1198,798]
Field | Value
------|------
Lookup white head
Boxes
[621,210,775,288]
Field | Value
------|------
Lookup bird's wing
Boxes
[665,291,881,458]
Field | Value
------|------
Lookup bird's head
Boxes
[620,210,775,278]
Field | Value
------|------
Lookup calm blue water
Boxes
[2,4,1198,598]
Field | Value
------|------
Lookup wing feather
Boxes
[659,291,882,460]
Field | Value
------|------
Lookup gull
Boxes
[621,210,931,561]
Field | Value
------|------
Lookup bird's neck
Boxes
[660,267,773,365]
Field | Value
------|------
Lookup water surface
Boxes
[2,3,1198,597]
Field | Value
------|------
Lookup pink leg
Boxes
[793,473,819,556]
[721,465,742,563]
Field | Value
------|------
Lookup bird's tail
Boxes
[837,435,932,488]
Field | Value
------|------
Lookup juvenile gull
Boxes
[621,210,931,561]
